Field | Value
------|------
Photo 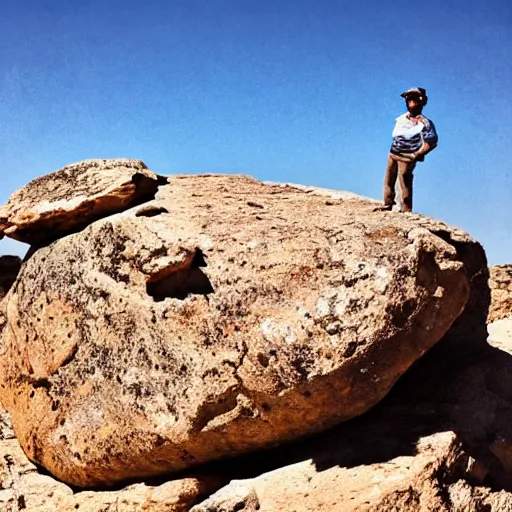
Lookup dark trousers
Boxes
[383,154,416,212]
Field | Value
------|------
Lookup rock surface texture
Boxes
[0,174,478,487]
[488,318,512,353]
[0,403,223,512]
[193,312,512,511]
[3,336,512,511]
[489,265,512,322]
[191,432,512,512]
[0,159,162,244]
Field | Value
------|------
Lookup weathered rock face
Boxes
[0,159,162,244]
[0,404,224,512]
[0,256,21,301]
[0,175,476,487]
[489,265,512,322]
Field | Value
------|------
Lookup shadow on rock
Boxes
[389,340,512,491]
[204,339,512,497]
[0,255,22,300]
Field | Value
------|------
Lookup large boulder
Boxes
[0,174,476,487]
[0,159,162,244]
[3,298,512,511]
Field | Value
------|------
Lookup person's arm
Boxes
[412,119,438,159]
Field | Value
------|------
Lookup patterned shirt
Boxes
[390,113,438,156]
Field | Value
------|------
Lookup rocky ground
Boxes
[0,159,511,511]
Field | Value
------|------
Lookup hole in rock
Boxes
[135,205,169,218]
[146,249,214,302]
[431,229,452,245]
[257,353,270,368]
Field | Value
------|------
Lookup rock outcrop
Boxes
[0,159,163,245]
[487,265,512,355]
[489,265,512,322]
[2,162,512,509]
[3,322,512,510]
[0,173,477,487]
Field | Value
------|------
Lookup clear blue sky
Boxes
[1,0,511,264]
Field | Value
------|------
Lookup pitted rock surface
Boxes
[489,265,512,322]
[0,404,223,512]
[0,159,162,244]
[0,174,476,487]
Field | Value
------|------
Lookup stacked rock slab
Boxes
[0,168,478,488]
[0,159,162,245]
[191,434,512,512]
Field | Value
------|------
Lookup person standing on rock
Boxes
[377,87,438,212]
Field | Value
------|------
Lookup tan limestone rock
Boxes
[0,174,475,487]
[488,264,512,322]
[487,265,512,353]
[5,341,512,512]
[488,318,512,353]
[191,481,260,512]
[0,403,224,511]
[191,412,512,511]
[192,432,469,512]
[0,159,162,244]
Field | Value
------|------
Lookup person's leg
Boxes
[398,161,416,212]
[383,155,398,208]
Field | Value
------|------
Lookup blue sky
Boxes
[1,0,511,264]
